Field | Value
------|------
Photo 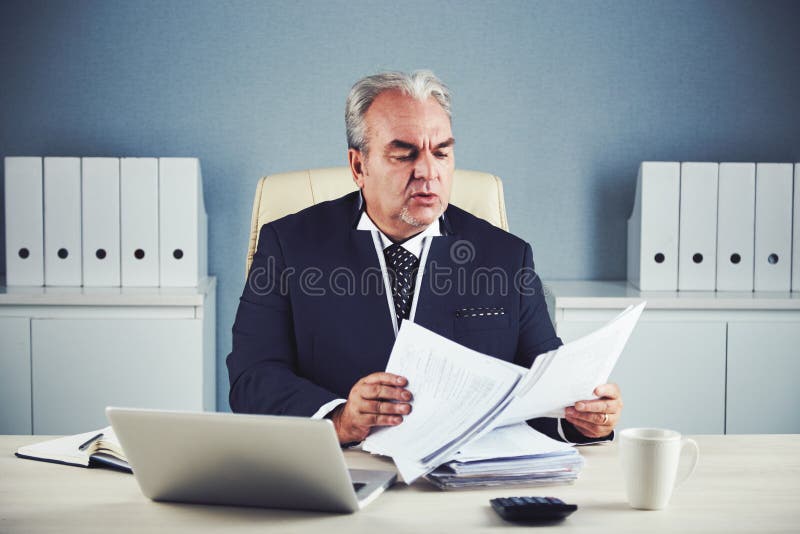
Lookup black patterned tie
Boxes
[383,244,420,322]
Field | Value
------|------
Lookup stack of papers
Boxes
[363,302,645,484]
[427,450,583,489]
[426,423,584,489]
[362,324,524,481]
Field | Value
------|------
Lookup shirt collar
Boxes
[353,189,455,236]
[356,210,441,258]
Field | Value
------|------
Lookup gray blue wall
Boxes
[2,0,799,410]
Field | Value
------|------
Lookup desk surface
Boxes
[2,434,798,533]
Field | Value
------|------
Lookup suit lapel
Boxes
[347,228,396,347]
[414,234,459,340]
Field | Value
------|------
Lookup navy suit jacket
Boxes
[227,191,598,443]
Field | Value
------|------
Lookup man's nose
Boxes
[413,150,439,182]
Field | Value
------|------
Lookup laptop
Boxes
[106,407,397,513]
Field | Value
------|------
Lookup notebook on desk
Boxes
[15,426,131,472]
[105,407,396,513]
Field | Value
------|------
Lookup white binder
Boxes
[158,158,207,287]
[44,157,82,286]
[81,158,121,287]
[754,163,793,291]
[716,163,755,291]
[627,162,680,290]
[792,163,800,292]
[4,157,44,286]
[120,158,159,287]
[678,162,719,291]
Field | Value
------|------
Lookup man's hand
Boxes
[331,372,412,444]
[564,383,622,439]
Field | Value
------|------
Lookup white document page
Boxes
[496,301,646,426]
[453,423,573,463]
[362,321,522,481]
[391,455,430,484]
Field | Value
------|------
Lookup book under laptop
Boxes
[105,407,397,513]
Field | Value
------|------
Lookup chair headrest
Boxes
[246,167,508,274]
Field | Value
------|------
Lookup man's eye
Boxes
[434,151,450,159]
[394,154,415,161]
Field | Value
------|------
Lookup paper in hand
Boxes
[495,301,646,426]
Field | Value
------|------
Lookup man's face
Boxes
[349,90,455,240]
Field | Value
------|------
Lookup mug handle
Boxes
[674,438,700,489]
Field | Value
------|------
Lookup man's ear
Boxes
[348,148,366,188]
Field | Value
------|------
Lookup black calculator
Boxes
[490,496,577,522]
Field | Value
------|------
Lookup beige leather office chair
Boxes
[246,167,508,274]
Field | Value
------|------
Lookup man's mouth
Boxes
[409,192,440,209]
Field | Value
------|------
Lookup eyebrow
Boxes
[387,140,418,151]
[386,137,456,151]
[435,138,456,149]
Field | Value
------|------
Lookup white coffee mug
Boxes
[619,428,699,510]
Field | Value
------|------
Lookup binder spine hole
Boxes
[654,253,665,264]
[134,249,145,260]
[57,248,69,259]
[730,253,741,265]
[768,254,779,265]
[96,249,107,260]
[18,248,30,259]
[692,253,703,264]
[173,249,184,260]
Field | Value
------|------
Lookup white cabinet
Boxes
[726,322,800,434]
[0,317,31,434]
[0,277,216,435]
[557,319,726,434]
[546,281,800,435]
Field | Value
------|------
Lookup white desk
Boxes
[2,434,798,533]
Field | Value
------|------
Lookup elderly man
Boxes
[227,70,622,445]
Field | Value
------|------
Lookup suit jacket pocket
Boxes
[453,306,509,332]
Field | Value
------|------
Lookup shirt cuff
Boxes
[311,398,347,420]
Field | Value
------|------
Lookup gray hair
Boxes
[345,70,452,154]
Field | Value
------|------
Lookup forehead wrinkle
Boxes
[365,92,453,154]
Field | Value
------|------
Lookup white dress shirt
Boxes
[356,210,442,258]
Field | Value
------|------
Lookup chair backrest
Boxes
[246,167,508,274]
